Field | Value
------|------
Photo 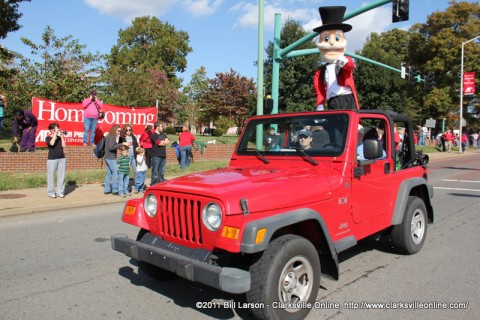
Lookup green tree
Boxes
[107,16,192,80]
[102,65,179,119]
[0,0,30,39]
[203,69,256,128]
[264,19,318,113]
[179,66,209,132]
[17,26,99,102]
[355,29,413,115]
[407,0,480,127]
[104,16,192,117]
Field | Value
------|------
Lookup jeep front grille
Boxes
[158,195,203,244]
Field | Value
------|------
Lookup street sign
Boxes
[401,65,406,79]
[425,118,436,128]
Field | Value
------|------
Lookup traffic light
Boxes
[409,66,421,85]
[425,72,436,90]
[264,96,273,114]
[392,0,409,23]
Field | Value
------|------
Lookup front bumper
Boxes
[111,233,251,294]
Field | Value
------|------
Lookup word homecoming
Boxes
[35,99,156,125]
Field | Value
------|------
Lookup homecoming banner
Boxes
[32,97,157,146]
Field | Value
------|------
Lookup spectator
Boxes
[117,146,130,198]
[13,109,38,152]
[444,129,453,153]
[474,132,479,150]
[179,125,196,169]
[461,133,467,152]
[45,123,66,198]
[139,124,153,168]
[0,95,5,135]
[150,122,170,186]
[119,123,138,190]
[134,147,148,193]
[104,125,128,195]
[82,90,103,147]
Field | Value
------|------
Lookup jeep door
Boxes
[351,117,396,224]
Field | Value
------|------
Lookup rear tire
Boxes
[136,229,178,281]
[246,235,320,320]
[392,196,428,254]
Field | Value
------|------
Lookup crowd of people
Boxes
[436,129,479,152]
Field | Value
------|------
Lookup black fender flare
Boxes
[391,178,434,225]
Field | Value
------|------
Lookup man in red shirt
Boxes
[444,129,453,153]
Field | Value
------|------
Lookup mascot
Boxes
[313,6,359,110]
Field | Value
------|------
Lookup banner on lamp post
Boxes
[463,72,476,95]
[32,97,157,147]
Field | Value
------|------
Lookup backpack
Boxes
[93,137,106,159]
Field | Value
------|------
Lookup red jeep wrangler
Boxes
[112,109,433,320]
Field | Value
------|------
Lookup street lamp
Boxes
[459,35,480,153]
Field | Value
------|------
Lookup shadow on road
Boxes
[117,263,255,319]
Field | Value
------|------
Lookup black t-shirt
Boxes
[150,132,168,157]
[46,136,65,160]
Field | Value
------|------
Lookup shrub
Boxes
[212,128,224,137]
[165,126,176,134]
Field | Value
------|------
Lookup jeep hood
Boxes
[151,166,333,214]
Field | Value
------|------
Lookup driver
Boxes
[297,129,313,150]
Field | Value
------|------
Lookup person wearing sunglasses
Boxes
[104,125,128,195]
[119,124,139,195]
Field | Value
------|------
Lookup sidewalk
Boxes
[0,150,478,218]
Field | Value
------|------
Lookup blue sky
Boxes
[0,0,464,85]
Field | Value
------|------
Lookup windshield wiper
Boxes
[295,148,318,166]
[246,148,270,164]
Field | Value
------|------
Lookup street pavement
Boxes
[0,150,478,218]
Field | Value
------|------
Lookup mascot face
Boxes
[316,30,347,63]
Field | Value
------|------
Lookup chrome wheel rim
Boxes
[278,256,314,313]
[411,209,426,244]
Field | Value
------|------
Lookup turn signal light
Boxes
[221,226,240,240]
[255,228,267,244]
[124,206,136,216]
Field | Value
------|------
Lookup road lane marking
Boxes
[433,179,480,183]
[433,187,480,192]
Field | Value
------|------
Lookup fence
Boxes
[0,144,235,173]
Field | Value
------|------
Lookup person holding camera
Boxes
[46,122,66,198]
[82,90,103,147]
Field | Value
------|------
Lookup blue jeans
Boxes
[134,170,146,192]
[180,145,192,169]
[83,117,98,145]
[129,155,137,174]
[104,159,118,193]
[118,173,130,195]
[151,156,166,186]
[0,117,4,135]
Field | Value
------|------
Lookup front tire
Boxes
[136,229,178,281]
[246,235,320,320]
[392,196,428,254]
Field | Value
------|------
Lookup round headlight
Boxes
[144,194,157,217]
[202,202,222,231]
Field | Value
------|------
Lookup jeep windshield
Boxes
[237,113,349,157]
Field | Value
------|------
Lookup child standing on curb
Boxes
[134,147,148,193]
[117,146,130,197]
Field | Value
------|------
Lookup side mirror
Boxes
[363,139,384,160]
